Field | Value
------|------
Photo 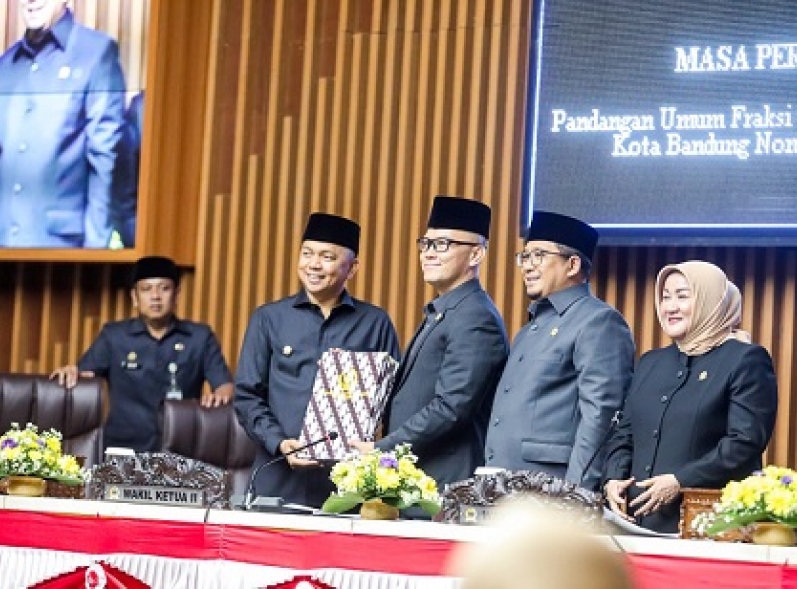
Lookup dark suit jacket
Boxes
[484,284,635,490]
[377,279,509,487]
[0,9,126,247]
[603,340,778,533]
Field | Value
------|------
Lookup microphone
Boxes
[579,410,623,488]
[242,431,339,511]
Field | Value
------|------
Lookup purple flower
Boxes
[752,470,764,476]
[0,439,17,450]
[782,476,793,485]
[36,438,46,447]
[379,456,399,469]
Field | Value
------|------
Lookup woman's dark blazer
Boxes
[603,339,778,533]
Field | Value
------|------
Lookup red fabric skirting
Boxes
[5,510,455,576]
[629,554,797,589]
[6,510,797,588]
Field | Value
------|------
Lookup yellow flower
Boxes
[46,437,61,453]
[765,487,795,518]
[376,467,400,491]
[4,446,21,461]
[419,475,438,497]
[399,459,419,479]
[57,455,80,476]
[324,443,440,515]
[0,423,84,482]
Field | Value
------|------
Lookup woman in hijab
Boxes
[603,261,778,533]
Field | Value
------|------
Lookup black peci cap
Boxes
[525,211,599,261]
[131,256,181,287]
[302,212,361,254]
[427,196,492,239]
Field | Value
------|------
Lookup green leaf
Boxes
[416,499,441,516]
[321,493,364,514]
[707,510,768,535]
[49,475,84,486]
[770,515,797,527]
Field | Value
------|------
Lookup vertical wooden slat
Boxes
[445,1,467,191]
[294,1,319,226]
[37,265,54,369]
[193,0,233,320]
[324,1,348,216]
[768,249,797,467]
[256,0,287,306]
[9,265,23,370]
[341,7,364,226]
[387,1,424,331]
[358,3,390,312]
[218,0,254,360]
[236,155,264,344]
[67,266,84,363]
[464,0,486,198]
[311,80,331,213]
[267,121,296,303]
[490,0,527,333]
[375,2,404,330]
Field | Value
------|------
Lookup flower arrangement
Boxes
[0,423,86,485]
[695,466,797,536]
[321,443,441,516]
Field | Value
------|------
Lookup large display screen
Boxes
[523,0,797,244]
[0,0,149,252]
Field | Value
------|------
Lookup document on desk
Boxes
[603,508,679,538]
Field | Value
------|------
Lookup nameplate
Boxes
[457,504,495,525]
[104,484,205,507]
[89,453,228,508]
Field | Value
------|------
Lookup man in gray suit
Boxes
[352,196,509,488]
[484,212,635,491]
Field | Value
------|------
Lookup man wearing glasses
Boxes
[352,196,509,490]
[484,211,634,491]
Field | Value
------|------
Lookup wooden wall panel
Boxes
[1,0,797,470]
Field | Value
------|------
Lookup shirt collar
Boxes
[127,316,188,336]
[426,278,482,315]
[529,282,590,317]
[15,8,73,60]
[293,289,356,311]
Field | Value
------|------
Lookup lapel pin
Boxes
[175,342,185,351]
[283,345,293,356]
[699,371,708,381]
[550,327,559,337]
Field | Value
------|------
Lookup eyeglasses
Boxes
[515,249,570,267]
[417,237,483,253]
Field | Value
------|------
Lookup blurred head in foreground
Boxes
[450,499,634,589]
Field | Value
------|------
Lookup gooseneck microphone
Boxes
[243,431,339,510]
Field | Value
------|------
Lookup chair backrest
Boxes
[161,400,257,496]
[0,373,105,469]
